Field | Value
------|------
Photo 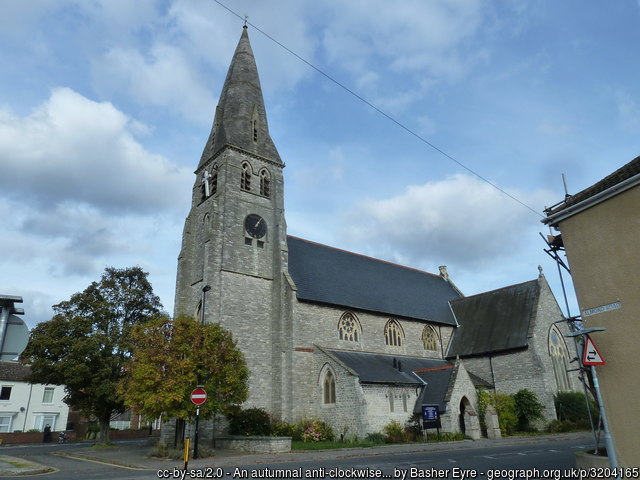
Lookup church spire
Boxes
[199,27,281,167]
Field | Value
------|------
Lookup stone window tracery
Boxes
[338,312,361,342]
[323,370,336,404]
[422,325,439,351]
[260,169,271,198]
[384,319,404,347]
[241,162,252,191]
[549,325,572,391]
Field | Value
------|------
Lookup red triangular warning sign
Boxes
[582,335,606,366]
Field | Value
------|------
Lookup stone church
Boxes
[173,27,579,439]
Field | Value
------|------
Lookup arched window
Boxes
[260,169,271,198]
[251,107,259,143]
[549,325,572,391]
[388,389,395,412]
[422,325,439,351]
[338,312,361,342]
[323,370,336,404]
[210,164,218,196]
[241,162,252,191]
[384,319,404,347]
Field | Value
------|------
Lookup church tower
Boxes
[174,27,291,416]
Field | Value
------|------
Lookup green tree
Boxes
[514,389,545,431]
[21,267,163,444]
[119,314,248,423]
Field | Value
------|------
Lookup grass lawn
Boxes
[292,440,384,450]
[291,433,468,450]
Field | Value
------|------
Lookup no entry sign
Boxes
[190,387,207,405]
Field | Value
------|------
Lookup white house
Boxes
[0,361,69,433]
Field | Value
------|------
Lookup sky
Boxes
[2,0,639,328]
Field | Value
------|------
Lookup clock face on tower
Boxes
[244,214,267,239]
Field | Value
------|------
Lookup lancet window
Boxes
[384,319,404,347]
[260,169,271,198]
[323,370,336,404]
[422,325,439,351]
[241,162,252,191]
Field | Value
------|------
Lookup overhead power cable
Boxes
[213,0,544,219]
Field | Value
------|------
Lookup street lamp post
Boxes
[193,285,210,460]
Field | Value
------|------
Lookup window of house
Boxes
[402,392,408,412]
[338,312,361,342]
[259,169,270,197]
[0,386,11,401]
[34,414,57,432]
[0,416,12,433]
[323,370,336,404]
[241,162,252,191]
[549,326,572,391]
[388,390,394,412]
[253,119,258,142]
[42,387,55,404]
[422,325,439,351]
[384,320,404,347]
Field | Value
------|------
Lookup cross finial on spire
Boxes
[244,15,249,28]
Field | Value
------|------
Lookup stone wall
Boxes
[361,384,419,435]
[292,301,454,360]
[215,436,291,453]
[314,349,367,439]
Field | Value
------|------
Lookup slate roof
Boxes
[446,279,540,358]
[0,361,31,382]
[325,349,455,413]
[287,236,462,325]
[544,155,640,222]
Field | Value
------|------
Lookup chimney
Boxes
[439,265,449,281]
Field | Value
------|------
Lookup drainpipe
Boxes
[22,384,33,432]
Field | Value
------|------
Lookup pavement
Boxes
[0,432,592,476]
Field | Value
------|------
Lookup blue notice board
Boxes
[421,404,441,429]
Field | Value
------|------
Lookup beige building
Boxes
[544,155,640,467]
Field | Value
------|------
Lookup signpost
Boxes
[582,335,605,366]
[191,387,207,405]
[421,404,441,440]
[190,387,207,459]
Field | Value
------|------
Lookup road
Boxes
[2,435,592,480]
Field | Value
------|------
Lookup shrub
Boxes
[271,420,295,437]
[493,393,518,436]
[405,413,422,439]
[298,419,334,442]
[554,391,598,424]
[426,432,467,442]
[476,388,493,436]
[382,420,404,443]
[226,407,272,436]
[364,432,386,444]
[513,389,544,430]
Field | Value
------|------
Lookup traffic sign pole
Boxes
[193,407,200,459]
[190,387,207,459]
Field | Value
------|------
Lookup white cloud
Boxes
[318,0,484,79]
[341,174,550,270]
[95,44,216,124]
[0,87,192,214]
